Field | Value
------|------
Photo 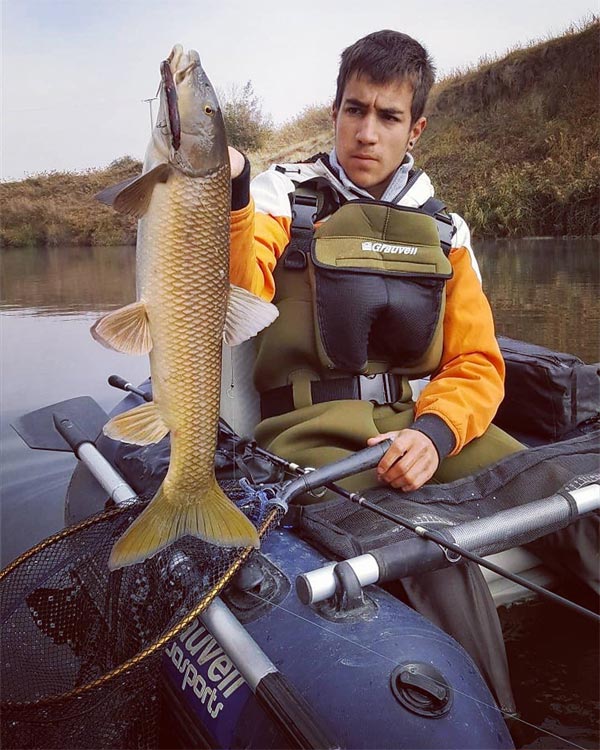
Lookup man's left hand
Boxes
[367,429,439,491]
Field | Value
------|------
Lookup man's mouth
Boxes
[352,154,378,162]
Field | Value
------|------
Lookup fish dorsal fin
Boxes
[95,163,171,218]
[103,401,169,445]
[91,300,152,355]
[223,285,279,346]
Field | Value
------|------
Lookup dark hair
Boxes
[334,30,435,123]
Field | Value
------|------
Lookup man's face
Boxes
[333,73,426,199]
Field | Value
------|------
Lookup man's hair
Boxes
[334,30,435,123]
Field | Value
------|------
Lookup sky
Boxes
[1,0,597,181]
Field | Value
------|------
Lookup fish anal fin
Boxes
[95,163,171,218]
[109,478,260,570]
[223,284,279,346]
[91,300,152,354]
[103,402,169,445]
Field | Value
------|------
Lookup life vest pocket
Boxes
[310,202,453,375]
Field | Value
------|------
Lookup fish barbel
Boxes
[92,45,278,570]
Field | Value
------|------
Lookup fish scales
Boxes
[142,167,230,499]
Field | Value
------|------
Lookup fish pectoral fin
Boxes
[103,402,169,445]
[95,175,140,207]
[108,478,260,569]
[91,300,152,354]
[223,284,279,346]
[95,163,171,218]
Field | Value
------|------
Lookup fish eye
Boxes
[204,105,214,116]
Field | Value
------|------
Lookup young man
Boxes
[227,30,522,713]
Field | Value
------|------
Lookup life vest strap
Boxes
[260,373,407,419]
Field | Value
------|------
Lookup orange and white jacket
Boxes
[229,155,504,458]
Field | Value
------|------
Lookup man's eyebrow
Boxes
[344,97,405,115]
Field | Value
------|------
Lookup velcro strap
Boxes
[260,374,405,419]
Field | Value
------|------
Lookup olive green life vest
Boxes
[254,198,453,399]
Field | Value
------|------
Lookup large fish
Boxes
[93,45,277,570]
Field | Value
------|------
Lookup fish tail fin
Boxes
[109,478,260,570]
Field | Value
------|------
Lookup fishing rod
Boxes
[107,376,600,621]
[302,480,600,624]
[217,421,600,623]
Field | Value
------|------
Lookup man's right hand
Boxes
[229,147,245,179]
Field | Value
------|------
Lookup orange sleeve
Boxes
[414,246,505,454]
[229,199,292,302]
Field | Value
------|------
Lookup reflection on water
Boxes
[0,246,148,566]
[478,237,600,363]
[1,245,137,315]
[0,240,598,749]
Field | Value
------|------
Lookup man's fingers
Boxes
[370,431,409,474]
[371,429,439,491]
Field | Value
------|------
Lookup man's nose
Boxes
[356,114,378,144]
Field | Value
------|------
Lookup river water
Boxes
[0,238,598,748]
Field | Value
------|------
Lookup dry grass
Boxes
[0,158,141,247]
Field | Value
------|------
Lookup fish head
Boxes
[153,44,228,177]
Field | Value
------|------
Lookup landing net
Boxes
[0,478,283,750]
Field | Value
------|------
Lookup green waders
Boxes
[256,398,524,713]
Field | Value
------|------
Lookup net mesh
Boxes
[1,479,283,750]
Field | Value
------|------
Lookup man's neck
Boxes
[328,149,414,203]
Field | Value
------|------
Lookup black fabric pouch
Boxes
[495,336,600,442]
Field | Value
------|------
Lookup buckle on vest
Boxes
[357,373,395,405]
[292,194,318,230]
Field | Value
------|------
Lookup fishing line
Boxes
[244,588,589,750]
[225,346,238,483]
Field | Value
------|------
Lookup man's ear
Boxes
[332,104,338,130]
[409,116,427,147]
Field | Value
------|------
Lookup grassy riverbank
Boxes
[1,19,597,247]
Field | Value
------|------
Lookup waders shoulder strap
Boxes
[284,179,344,270]
[419,196,456,255]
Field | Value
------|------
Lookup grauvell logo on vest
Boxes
[361,242,418,255]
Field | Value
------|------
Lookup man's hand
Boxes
[229,147,245,179]
[367,429,439,491]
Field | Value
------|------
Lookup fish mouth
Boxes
[155,44,227,174]
[160,47,203,151]
[167,45,200,79]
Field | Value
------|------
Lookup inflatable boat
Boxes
[3,337,599,750]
